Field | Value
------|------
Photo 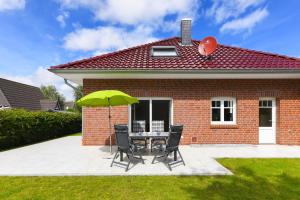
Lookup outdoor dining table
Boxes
[118,132,169,161]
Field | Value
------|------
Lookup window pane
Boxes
[152,47,177,56]
[263,101,267,107]
[268,100,272,107]
[131,100,150,132]
[224,101,228,107]
[224,108,233,121]
[212,108,221,121]
[152,100,170,132]
[212,100,220,107]
[259,108,272,127]
[224,100,232,108]
[259,101,262,107]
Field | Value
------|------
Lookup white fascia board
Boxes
[48,69,300,85]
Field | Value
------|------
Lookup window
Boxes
[130,98,172,132]
[211,97,236,124]
[151,46,178,57]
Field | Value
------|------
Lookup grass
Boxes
[68,132,82,136]
[0,158,299,199]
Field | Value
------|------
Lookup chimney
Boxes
[181,18,192,46]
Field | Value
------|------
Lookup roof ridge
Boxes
[49,37,180,69]
[0,78,40,90]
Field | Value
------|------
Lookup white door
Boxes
[259,98,276,144]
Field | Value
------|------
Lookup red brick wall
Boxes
[82,79,300,145]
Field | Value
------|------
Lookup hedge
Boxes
[0,109,81,150]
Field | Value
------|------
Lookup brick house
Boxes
[49,19,300,145]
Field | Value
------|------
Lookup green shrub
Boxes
[0,109,81,150]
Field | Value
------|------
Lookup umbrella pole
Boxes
[109,104,112,153]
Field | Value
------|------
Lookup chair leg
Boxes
[168,163,172,171]
[140,153,144,164]
[164,153,169,161]
[177,149,185,166]
[151,154,157,164]
[110,151,119,167]
[126,159,131,172]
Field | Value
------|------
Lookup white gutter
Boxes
[49,69,300,85]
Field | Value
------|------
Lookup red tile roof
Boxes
[50,37,300,71]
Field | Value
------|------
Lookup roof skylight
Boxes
[151,46,178,57]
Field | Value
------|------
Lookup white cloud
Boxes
[63,25,158,52]
[96,0,198,27]
[56,11,69,27]
[57,0,200,54]
[57,0,100,9]
[206,0,265,23]
[57,0,199,31]
[0,0,25,11]
[1,67,75,101]
[205,0,269,34]
[220,7,268,33]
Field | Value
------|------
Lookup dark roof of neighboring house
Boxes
[49,37,300,71]
[0,78,45,110]
[40,99,61,111]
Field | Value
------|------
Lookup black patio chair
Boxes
[152,125,185,171]
[131,120,147,150]
[110,124,144,171]
[151,120,166,152]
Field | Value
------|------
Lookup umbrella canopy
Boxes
[77,90,138,107]
[76,90,138,152]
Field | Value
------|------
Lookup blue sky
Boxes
[0,0,299,100]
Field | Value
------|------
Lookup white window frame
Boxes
[211,97,236,125]
[128,97,173,133]
[151,46,178,57]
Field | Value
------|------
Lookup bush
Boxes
[0,109,81,150]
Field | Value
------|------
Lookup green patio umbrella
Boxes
[77,90,139,152]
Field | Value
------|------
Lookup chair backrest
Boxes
[166,125,183,151]
[152,120,164,132]
[114,124,130,152]
[170,125,183,134]
[132,120,146,132]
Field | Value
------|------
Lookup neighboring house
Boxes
[0,78,45,110]
[49,19,300,145]
[40,99,62,111]
[64,101,75,110]
[0,78,61,111]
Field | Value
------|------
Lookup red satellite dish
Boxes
[198,36,217,56]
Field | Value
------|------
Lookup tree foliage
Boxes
[73,85,83,112]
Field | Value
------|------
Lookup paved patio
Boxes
[0,136,300,176]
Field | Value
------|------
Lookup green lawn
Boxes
[0,159,300,200]
[68,132,82,136]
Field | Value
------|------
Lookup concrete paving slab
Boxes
[1,136,300,176]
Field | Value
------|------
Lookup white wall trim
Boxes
[49,69,300,85]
